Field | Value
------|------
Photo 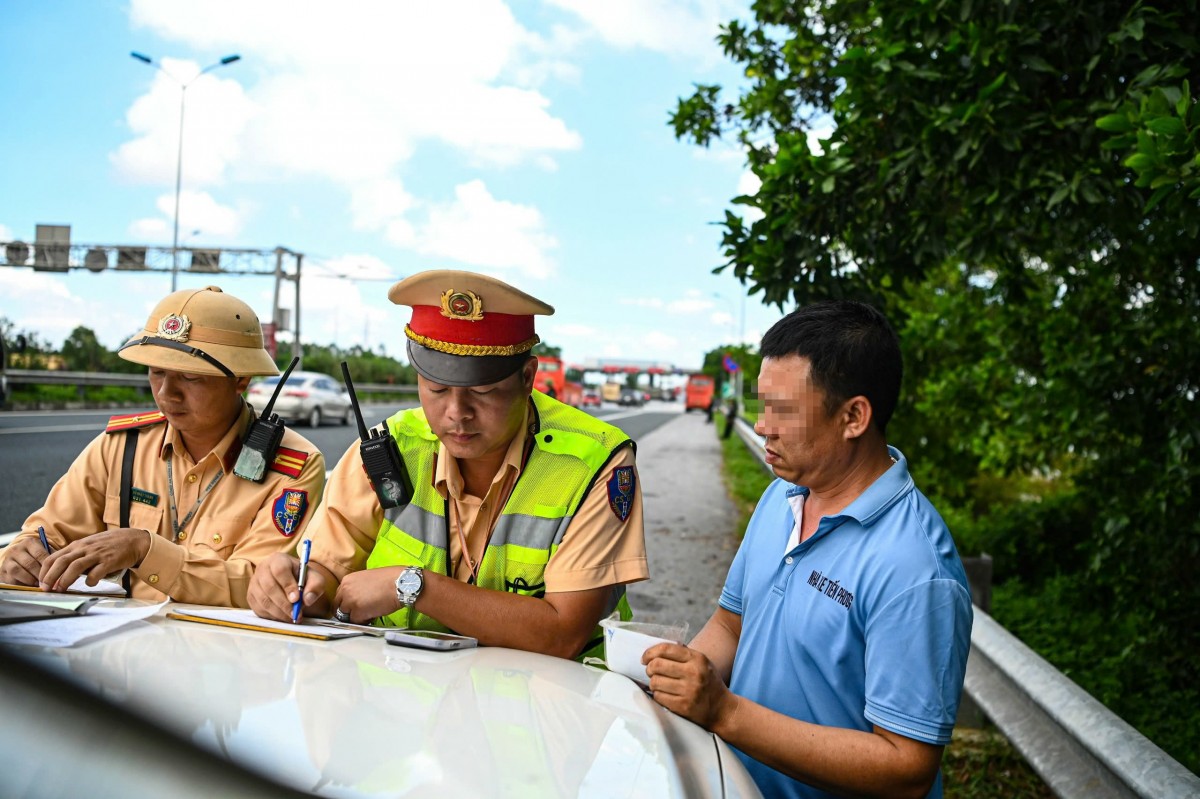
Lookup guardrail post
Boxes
[956,554,993,729]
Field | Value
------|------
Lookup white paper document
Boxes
[0,601,166,647]
[0,576,125,596]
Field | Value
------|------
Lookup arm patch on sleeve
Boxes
[607,466,635,522]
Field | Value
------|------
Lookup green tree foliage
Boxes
[1,318,55,369]
[701,343,761,406]
[60,326,109,372]
[673,0,1199,769]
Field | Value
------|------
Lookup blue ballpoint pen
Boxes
[293,538,312,623]
[37,526,52,554]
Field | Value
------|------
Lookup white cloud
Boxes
[351,180,416,233]
[112,60,253,187]
[547,0,740,63]
[128,217,170,241]
[667,297,714,314]
[0,224,12,241]
[123,0,582,186]
[619,297,665,308]
[736,170,764,223]
[387,180,557,278]
[127,190,245,243]
[710,310,733,326]
[118,1,583,277]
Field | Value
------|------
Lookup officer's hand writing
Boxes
[643,642,739,733]
[332,567,403,624]
[38,529,150,593]
[0,537,51,586]
[247,553,330,622]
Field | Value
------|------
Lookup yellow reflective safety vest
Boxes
[365,391,635,660]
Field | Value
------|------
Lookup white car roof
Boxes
[0,599,761,799]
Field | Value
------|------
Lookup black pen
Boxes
[37,526,52,554]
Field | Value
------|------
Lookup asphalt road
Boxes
[0,400,687,535]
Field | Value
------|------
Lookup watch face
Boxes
[399,570,422,594]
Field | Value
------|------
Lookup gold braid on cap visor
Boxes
[405,326,540,357]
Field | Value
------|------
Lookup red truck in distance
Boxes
[535,356,582,408]
[684,374,715,412]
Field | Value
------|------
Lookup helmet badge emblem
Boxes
[156,313,192,342]
[440,289,483,321]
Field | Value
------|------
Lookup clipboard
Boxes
[0,596,102,624]
[166,608,370,641]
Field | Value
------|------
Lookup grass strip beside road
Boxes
[712,413,1052,799]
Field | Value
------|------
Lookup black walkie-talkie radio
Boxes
[234,356,300,482]
[341,361,412,509]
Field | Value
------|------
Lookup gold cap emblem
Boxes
[156,313,191,342]
[440,289,483,321]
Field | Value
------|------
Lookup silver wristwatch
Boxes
[395,566,424,608]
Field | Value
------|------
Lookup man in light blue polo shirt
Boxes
[645,301,973,798]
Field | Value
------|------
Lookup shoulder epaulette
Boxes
[105,411,167,434]
[269,446,310,478]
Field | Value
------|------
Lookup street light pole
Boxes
[130,52,241,293]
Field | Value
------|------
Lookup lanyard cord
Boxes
[450,432,535,585]
[166,455,224,543]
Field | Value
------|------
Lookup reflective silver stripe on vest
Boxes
[489,513,570,549]
[384,501,571,551]
[382,501,445,545]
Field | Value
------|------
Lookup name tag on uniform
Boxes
[131,488,160,507]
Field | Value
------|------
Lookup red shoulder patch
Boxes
[269,446,309,479]
[105,411,167,434]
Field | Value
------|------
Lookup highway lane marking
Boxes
[0,424,103,435]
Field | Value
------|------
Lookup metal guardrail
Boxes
[3,369,417,396]
[729,415,1200,798]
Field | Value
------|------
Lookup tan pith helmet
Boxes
[119,286,279,378]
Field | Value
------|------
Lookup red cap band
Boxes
[405,305,539,357]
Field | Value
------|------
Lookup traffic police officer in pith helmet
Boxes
[0,286,325,607]
[249,270,649,662]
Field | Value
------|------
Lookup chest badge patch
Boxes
[272,489,309,537]
[607,466,635,522]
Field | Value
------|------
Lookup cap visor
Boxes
[407,341,529,387]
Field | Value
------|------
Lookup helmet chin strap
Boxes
[119,336,235,378]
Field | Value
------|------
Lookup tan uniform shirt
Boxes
[308,401,648,593]
[4,404,325,606]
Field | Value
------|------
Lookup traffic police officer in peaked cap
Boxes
[0,286,325,607]
[249,270,649,661]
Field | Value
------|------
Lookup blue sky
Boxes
[0,0,787,373]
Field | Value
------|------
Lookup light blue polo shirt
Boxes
[719,447,973,799]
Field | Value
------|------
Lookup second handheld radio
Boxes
[341,361,412,509]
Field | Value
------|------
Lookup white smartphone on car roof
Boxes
[385,629,478,651]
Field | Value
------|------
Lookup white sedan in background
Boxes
[247,370,353,427]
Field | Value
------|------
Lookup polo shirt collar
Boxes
[785,445,914,528]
